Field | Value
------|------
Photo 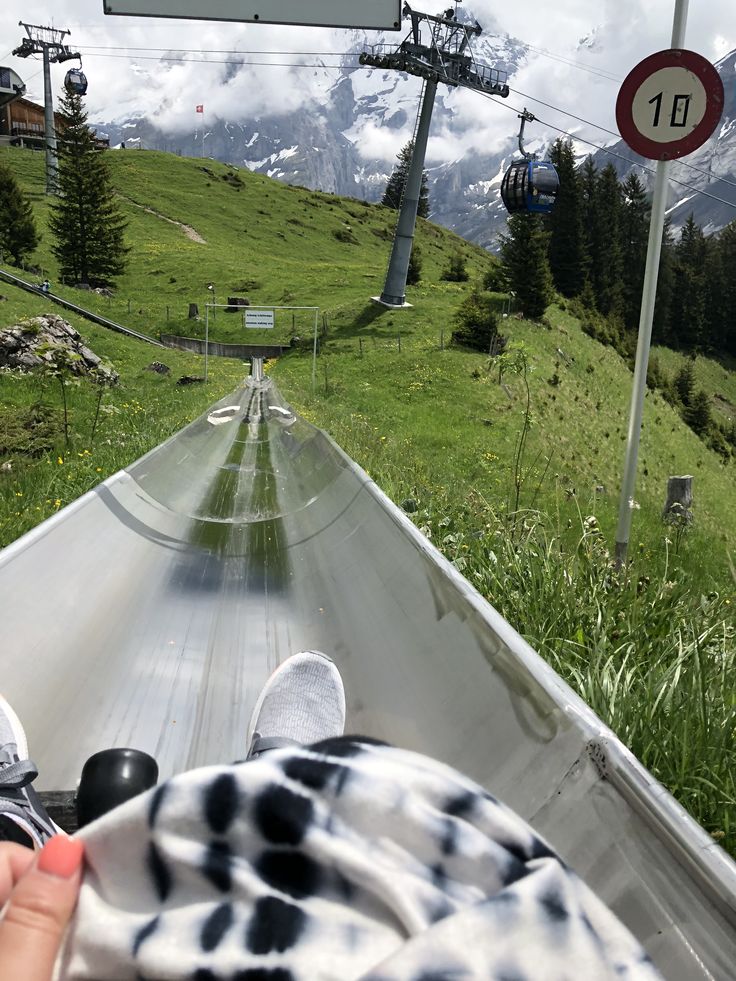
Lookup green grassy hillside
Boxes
[0,147,489,345]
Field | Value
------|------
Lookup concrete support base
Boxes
[371,296,413,309]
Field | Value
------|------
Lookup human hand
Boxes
[0,836,84,980]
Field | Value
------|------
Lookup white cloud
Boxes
[1,0,733,157]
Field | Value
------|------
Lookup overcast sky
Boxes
[2,1,734,163]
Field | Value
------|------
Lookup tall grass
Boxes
[418,491,736,851]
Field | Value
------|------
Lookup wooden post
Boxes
[663,475,693,524]
[166,305,170,322]
[127,299,131,314]
[359,337,363,357]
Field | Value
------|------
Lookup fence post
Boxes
[359,337,363,357]
[127,299,131,314]
[166,305,169,322]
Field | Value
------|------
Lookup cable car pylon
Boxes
[13,21,81,195]
[364,1,510,308]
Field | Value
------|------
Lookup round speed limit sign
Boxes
[616,49,724,160]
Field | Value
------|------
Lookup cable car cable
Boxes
[480,90,736,214]
[503,85,736,193]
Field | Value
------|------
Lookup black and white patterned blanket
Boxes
[56,738,662,980]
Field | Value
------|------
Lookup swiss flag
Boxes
[195,104,204,113]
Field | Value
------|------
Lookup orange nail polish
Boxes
[38,836,84,879]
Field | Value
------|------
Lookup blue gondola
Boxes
[64,68,88,96]
[500,109,559,215]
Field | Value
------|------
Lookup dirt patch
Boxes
[119,195,206,244]
[713,394,735,420]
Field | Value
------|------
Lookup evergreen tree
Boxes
[500,215,553,319]
[440,251,469,282]
[653,217,675,343]
[673,357,696,405]
[0,161,39,266]
[590,164,624,315]
[546,139,586,297]
[381,140,430,218]
[579,157,598,270]
[670,215,707,349]
[684,389,712,436]
[49,85,129,287]
[451,290,503,352]
[714,221,736,356]
[703,236,724,352]
[406,244,422,285]
[619,173,649,330]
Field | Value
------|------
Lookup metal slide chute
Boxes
[0,371,734,977]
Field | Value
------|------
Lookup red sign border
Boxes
[615,49,724,160]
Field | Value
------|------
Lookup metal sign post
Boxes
[613,0,724,567]
[204,302,209,382]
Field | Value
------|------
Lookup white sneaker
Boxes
[246,651,346,759]
[0,694,58,846]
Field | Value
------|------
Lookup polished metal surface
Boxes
[1,374,735,977]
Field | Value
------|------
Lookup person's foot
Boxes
[247,651,346,759]
[0,694,58,847]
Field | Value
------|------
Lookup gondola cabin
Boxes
[64,69,88,96]
[0,66,25,108]
[501,159,559,215]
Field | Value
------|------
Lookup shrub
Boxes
[451,290,505,353]
[674,359,696,406]
[406,245,422,286]
[482,264,507,292]
[440,252,469,282]
[334,228,358,245]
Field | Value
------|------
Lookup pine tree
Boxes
[381,140,430,218]
[590,164,624,316]
[673,357,696,405]
[500,215,553,320]
[546,139,586,297]
[713,221,736,356]
[684,389,712,436]
[451,290,503,351]
[703,237,724,352]
[579,156,598,270]
[0,161,39,266]
[670,215,707,350]
[406,244,422,285]
[620,173,650,330]
[653,217,675,343]
[49,85,129,287]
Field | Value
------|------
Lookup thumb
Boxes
[0,835,84,981]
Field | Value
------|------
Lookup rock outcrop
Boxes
[0,314,119,384]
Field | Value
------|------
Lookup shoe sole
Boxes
[246,650,337,750]
[0,693,29,760]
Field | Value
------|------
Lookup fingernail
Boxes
[38,836,84,879]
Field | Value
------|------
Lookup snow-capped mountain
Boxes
[95,19,736,249]
[96,18,529,249]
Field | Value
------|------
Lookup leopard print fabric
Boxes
[56,738,662,980]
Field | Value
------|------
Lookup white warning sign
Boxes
[245,309,275,329]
